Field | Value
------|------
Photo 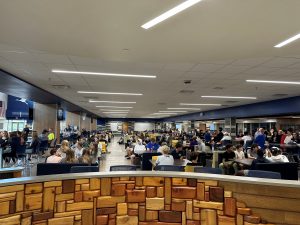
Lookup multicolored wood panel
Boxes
[0,176,299,225]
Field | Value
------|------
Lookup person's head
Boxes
[175,142,183,151]
[42,129,48,135]
[271,147,281,156]
[224,132,229,136]
[32,131,38,140]
[61,140,69,149]
[82,149,90,157]
[192,136,197,141]
[190,152,199,162]
[77,141,83,148]
[161,145,170,155]
[225,144,233,152]
[150,138,156,143]
[50,148,57,156]
[236,144,243,152]
[137,139,143,145]
[256,148,264,158]
[65,149,75,162]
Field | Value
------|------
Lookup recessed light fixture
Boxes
[52,69,156,78]
[159,111,187,113]
[201,96,257,99]
[78,91,143,96]
[141,0,203,29]
[274,33,300,48]
[246,80,300,85]
[180,103,221,106]
[89,100,136,104]
[96,106,133,109]
[167,107,201,110]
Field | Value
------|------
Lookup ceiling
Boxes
[0,0,300,119]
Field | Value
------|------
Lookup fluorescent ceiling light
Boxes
[141,0,203,29]
[96,106,133,109]
[153,113,178,115]
[246,80,300,85]
[52,69,156,78]
[102,112,128,114]
[99,109,130,112]
[167,107,201,110]
[274,33,300,48]
[201,96,257,99]
[159,111,187,113]
[89,100,136,104]
[78,91,142,96]
[180,103,221,106]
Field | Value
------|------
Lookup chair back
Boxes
[70,166,99,173]
[245,140,253,149]
[152,156,159,161]
[37,163,98,176]
[155,165,185,172]
[247,170,281,179]
[194,166,222,174]
[110,165,137,171]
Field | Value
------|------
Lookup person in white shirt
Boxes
[284,130,293,144]
[234,145,245,160]
[156,145,174,166]
[266,147,289,163]
[72,141,84,158]
[46,149,62,163]
[220,132,232,143]
[133,139,146,155]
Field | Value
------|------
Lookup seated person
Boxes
[78,149,93,164]
[186,152,200,165]
[237,148,272,176]
[156,146,174,166]
[60,149,79,163]
[157,142,168,154]
[171,142,185,160]
[235,145,245,160]
[46,149,62,163]
[131,139,146,164]
[220,132,232,144]
[146,138,160,152]
[247,144,259,159]
[189,136,198,150]
[125,139,136,159]
[219,144,237,175]
[266,147,289,163]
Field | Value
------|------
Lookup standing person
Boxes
[8,132,20,164]
[28,131,39,161]
[48,128,55,145]
[23,125,30,142]
[46,149,62,163]
[254,128,266,150]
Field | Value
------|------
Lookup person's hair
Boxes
[61,140,69,150]
[175,142,183,148]
[161,145,170,154]
[251,143,258,150]
[81,149,91,164]
[271,147,281,156]
[225,144,233,150]
[190,152,199,161]
[50,148,57,155]
[150,138,156,142]
[257,148,264,157]
[236,144,242,150]
[77,141,83,147]
[32,131,38,140]
[64,149,76,163]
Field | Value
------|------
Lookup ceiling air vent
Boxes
[184,80,192,84]
[272,94,288,97]
[51,84,70,89]
[179,90,195,94]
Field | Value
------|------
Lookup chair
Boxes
[38,140,48,155]
[244,140,253,149]
[247,170,281,179]
[110,165,137,171]
[70,166,99,173]
[155,165,185,172]
[194,166,222,174]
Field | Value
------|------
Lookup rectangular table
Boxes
[234,158,253,167]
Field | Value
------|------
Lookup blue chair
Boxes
[70,166,99,173]
[247,170,281,179]
[110,165,137,171]
[155,165,185,172]
[194,166,222,174]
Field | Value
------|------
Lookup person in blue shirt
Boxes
[204,130,211,143]
[254,128,266,150]
[146,138,160,152]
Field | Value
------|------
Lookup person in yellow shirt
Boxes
[48,128,55,144]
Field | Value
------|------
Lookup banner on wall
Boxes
[6,95,34,120]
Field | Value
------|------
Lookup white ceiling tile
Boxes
[216,65,251,74]
[164,63,196,71]
[191,64,225,72]
[231,57,272,66]
[260,57,300,68]
[34,53,72,64]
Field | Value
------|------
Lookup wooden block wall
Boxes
[0,176,298,224]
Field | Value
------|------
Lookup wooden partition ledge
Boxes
[0,172,299,225]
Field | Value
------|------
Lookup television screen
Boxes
[57,108,65,121]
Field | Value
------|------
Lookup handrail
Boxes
[0,171,299,188]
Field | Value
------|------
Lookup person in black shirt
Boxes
[219,144,236,175]
[171,142,185,160]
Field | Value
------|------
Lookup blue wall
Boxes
[162,96,300,122]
